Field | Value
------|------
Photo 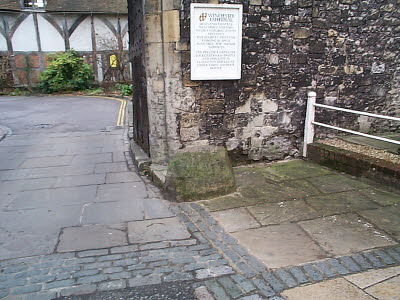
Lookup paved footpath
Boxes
[0,96,277,299]
[0,125,277,300]
[1,97,399,299]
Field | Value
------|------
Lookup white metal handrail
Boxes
[314,103,400,122]
[303,91,400,157]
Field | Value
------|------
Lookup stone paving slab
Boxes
[211,208,260,233]
[239,180,319,203]
[6,185,98,210]
[232,224,327,268]
[0,177,56,193]
[105,172,142,184]
[0,206,82,233]
[54,174,106,188]
[307,174,370,194]
[57,225,128,252]
[0,229,60,260]
[200,195,260,212]
[359,188,400,206]
[81,201,145,225]
[359,206,400,240]
[0,158,24,170]
[306,190,381,215]
[143,199,175,219]
[128,218,191,244]
[262,160,334,181]
[365,274,400,299]
[71,153,113,166]
[20,155,74,169]
[345,265,400,289]
[299,214,396,256]
[281,278,374,299]
[247,200,321,226]
[95,182,148,203]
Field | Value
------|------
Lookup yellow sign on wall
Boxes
[110,54,118,68]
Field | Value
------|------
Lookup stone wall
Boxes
[133,0,400,163]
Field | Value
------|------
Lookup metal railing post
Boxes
[303,91,316,157]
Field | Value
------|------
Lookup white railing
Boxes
[303,91,400,157]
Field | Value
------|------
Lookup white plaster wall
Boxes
[94,17,115,51]
[123,32,129,50]
[0,35,7,51]
[106,16,119,30]
[12,15,38,51]
[38,15,65,52]
[69,16,92,51]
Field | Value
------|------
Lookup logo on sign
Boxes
[199,13,207,21]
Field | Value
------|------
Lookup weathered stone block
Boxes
[180,113,200,128]
[201,99,225,114]
[293,28,311,39]
[145,43,163,76]
[144,14,162,43]
[183,72,200,87]
[298,0,312,7]
[250,0,262,5]
[371,62,385,74]
[318,65,338,75]
[145,0,161,13]
[175,41,189,51]
[290,54,307,64]
[267,54,279,64]
[180,127,200,142]
[344,65,364,75]
[162,0,181,10]
[163,10,180,42]
[165,146,236,201]
[328,29,338,37]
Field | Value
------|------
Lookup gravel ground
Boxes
[319,138,400,165]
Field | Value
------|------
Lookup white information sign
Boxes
[190,4,243,80]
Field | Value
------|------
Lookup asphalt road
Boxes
[0,96,123,134]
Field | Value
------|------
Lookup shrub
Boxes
[116,83,133,96]
[38,50,94,93]
[9,88,29,96]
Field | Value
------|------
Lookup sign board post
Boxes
[190,4,243,80]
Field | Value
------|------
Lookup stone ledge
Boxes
[129,140,152,175]
[307,142,400,189]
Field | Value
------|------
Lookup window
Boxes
[23,0,45,9]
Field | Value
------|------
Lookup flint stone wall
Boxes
[134,0,400,164]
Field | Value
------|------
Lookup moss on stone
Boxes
[165,147,236,202]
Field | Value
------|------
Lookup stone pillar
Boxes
[140,0,193,164]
